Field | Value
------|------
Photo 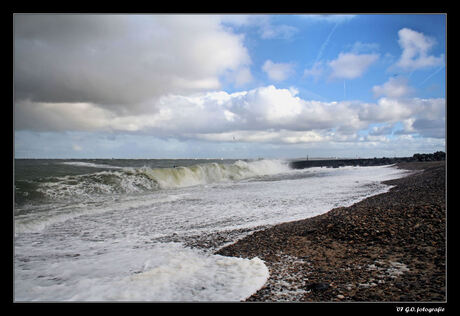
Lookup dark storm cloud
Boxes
[14,14,251,110]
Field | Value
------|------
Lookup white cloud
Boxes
[360,98,414,123]
[233,67,253,86]
[15,85,445,144]
[328,52,379,79]
[401,118,416,133]
[395,28,444,71]
[305,41,379,82]
[233,85,303,124]
[359,97,445,129]
[372,77,415,99]
[262,60,295,82]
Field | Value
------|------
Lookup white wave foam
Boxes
[143,159,290,189]
[14,242,269,301]
[36,170,159,200]
[14,193,187,234]
[117,249,269,301]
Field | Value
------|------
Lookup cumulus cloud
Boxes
[232,67,253,86]
[14,14,251,112]
[262,60,295,82]
[396,116,445,139]
[395,28,444,71]
[360,98,415,123]
[305,40,380,82]
[13,15,446,158]
[372,77,415,99]
[328,52,379,79]
[15,85,446,143]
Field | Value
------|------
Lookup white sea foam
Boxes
[143,159,290,189]
[14,192,188,234]
[14,242,269,301]
[14,163,409,301]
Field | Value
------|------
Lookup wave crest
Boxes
[37,160,290,200]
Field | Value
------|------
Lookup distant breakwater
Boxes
[289,151,445,170]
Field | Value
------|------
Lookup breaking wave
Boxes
[37,160,291,200]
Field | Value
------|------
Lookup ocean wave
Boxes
[36,160,291,200]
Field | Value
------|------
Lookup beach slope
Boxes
[216,161,446,302]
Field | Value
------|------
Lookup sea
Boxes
[14,158,409,301]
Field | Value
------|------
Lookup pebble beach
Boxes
[216,161,446,302]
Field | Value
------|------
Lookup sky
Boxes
[14,14,446,159]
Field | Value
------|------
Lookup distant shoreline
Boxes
[289,151,446,169]
[216,161,446,302]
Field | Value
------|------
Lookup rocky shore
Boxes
[216,161,446,302]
